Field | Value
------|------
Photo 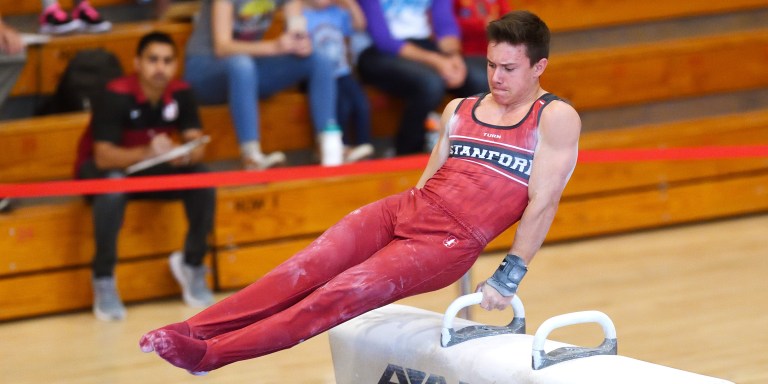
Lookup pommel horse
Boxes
[329,293,733,384]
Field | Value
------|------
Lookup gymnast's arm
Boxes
[416,98,462,188]
[479,100,581,310]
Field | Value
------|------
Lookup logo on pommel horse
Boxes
[378,363,469,384]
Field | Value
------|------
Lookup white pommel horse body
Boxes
[329,293,733,384]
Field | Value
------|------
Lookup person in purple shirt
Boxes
[356,0,489,155]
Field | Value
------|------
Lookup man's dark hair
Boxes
[136,31,177,56]
[486,10,550,66]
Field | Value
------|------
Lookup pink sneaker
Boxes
[72,1,112,33]
[39,3,82,35]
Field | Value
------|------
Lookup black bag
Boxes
[36,48,123,115]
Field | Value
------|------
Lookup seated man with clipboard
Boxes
[74,31,216,322]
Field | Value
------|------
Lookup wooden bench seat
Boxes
[1,2,767,320]
[198,89,403,157]
[0,88,402,183]
[543,28,768,111]
[521,0,768,32]
[0,199,189,277]
[0,198,209,321]
[11,21,193,97]
[1,0,135,16]
[2,109,766,320]
[216,111,768,287]
[4,27,766,182]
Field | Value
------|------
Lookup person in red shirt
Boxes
[75,32,216,321]
[454,0,513,56]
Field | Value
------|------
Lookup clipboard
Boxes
[125,135,210,174]
[20,33,51,46]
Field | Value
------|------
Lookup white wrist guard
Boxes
[486,254,527,297]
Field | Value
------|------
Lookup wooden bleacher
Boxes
[211,109,768,288]
[0,0,136,16]
[4,0,766,29]
[1,3,767,321]
[4,28,767,182]
[10,21,193,97]
[3,109,766,320]
[544,29,768,111]
[518,0,768,32]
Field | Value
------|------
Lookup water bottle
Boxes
[320,123,344,166]
[424,111,441,152]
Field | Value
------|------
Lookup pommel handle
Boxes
[532,310,617,370]
[441,292,525,347]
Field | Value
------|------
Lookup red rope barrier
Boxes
[1,146,767,198]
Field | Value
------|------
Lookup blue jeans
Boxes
[184,53,337,144]
[337,74,372,145]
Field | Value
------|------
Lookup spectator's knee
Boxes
[92,191,127,207]
[309,53,335,75]
[414,74,446,105]
[104,170,125,179]
[224,55,256,76]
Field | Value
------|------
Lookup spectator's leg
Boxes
[223,55,260,144]
[185,54,284,169]
[337,77,353,145]
[337,75,375,162]
[452,55,490,96]
[91,173,128,278]
[183,54,229,105]
[306,53,338,133]
[90,170,129,321]
[173,164,216,307]
[179,167,215,269]
[345,75,373,145]
[357,48,445,155]
[257,53,338,134]
[0,52,26,108]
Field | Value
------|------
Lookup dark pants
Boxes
[357,39,488,155]
[337,74,372,146]
[79,161,216,278]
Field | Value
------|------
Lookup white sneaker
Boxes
[72,0,112,33]
[169,251,214,308]
[243,151,287,170]
[39,4,83,35]
[344,143,375,163]
[92,277,126,321]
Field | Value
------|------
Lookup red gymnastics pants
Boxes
[151,187,487,372]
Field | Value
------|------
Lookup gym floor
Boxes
[2,213,766,383]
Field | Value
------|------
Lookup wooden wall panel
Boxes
[216,238,314,290]
[0,257,181,321]
[0,200,187,276]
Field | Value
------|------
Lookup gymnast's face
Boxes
[486,41,547,105]
[134,42,178,92]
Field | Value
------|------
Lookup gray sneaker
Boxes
[169,251,214,308]
[92,277,126,321]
